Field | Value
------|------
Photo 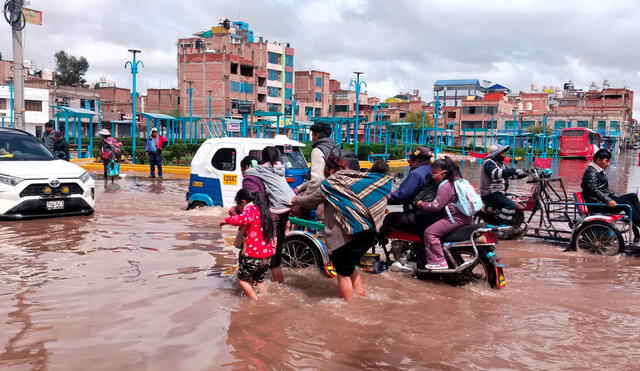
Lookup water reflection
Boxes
[0,156,639,369]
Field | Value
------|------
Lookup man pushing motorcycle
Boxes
[479,145,528,226]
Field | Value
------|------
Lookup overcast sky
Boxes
[1,0,639,111]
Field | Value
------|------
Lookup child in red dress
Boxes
[220,188,275,300]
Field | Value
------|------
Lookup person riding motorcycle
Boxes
[379,147,437,237]
[479,145,527,226]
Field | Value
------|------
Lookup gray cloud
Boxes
[1,0,638,113]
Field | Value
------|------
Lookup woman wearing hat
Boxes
[99,129,122,182]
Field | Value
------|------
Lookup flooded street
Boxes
[2,155,640,370]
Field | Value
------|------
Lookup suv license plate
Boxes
[46,200,64,210]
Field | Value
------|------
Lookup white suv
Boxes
[0,128,95,219]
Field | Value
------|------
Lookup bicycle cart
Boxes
[280,217,336,277]
[524,169,634,255]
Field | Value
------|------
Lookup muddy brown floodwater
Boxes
[2,155,640,370]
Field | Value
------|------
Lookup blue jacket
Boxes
[389,163,432,205]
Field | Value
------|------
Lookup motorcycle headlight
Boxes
[79,171,92,184]
[0,173,23,186]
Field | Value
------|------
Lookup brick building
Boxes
[294,70,330,120]
[177,19,294,119]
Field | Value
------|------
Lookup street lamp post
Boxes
[349,72,366,156]
[185,81,194,144]
[125,49,144,163]
[433,96,442,156]
[208,90,213,138]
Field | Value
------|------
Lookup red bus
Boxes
[560,128,601,157]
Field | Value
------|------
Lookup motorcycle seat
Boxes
[441,224,487,243]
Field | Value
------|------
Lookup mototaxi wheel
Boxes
[573,221,624,256]
[447,244,498,288]
[187,200,207,210]
[280,234,324,270]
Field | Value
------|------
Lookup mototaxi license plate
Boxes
[46,200,64,210]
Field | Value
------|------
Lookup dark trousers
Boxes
[269,212,289,269]
[590,193,640,238]
[482,193,516,225]
[149,153,162,177]
[379,210,442,238]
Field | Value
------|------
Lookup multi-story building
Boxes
[144,88,180,115]
[294,70,330,120]
[433,79,491,107]
[0,86,49,136]
[177,18,295,119]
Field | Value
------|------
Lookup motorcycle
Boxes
[380,224,508,289]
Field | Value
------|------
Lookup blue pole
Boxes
[89,116,93,157]
[125,49,144,164]
[512,109,518,159]
[434,96,440,156]
[208,92,213,138]
[351,72,366,156]
[188,84,193,144]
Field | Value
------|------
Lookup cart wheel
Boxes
[574,222,624,256]
[281,235,323,270]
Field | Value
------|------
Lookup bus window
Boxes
[562,130,584,137]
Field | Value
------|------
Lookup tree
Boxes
[404,110,434,128]
[54,51,89,86]
[528,124,552,135]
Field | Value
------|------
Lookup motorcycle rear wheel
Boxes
[448,245,498,288]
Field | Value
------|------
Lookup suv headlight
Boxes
[79,171,92,184]
[0,173,23,186]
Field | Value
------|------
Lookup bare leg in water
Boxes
[336,269,365,301]
[238,279,258,300]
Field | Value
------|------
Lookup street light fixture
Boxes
[349,71,366,156]
[125,49,144,163]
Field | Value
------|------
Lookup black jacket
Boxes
[581,164,616,203]
[53,138,70,161]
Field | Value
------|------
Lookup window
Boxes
[447,111,456,119]
[231,99,251,110]
[0,131,55,161]
[257,77,266,87]
[334,105,349,112]
[0,98,6,109]
[285,55,293,67]
[522,121,535,129]
[462,121,483,129]
[284,104,292,116]
[610,121,620,130]
[268,103,280,113]
[504,120,518,130]
[211,148,236,171]
[268,69,280,81]
[483,106,497,115]
[230,81,253,93]
[315,92,322,102]
[230,63,238,74]
[562,129,585,137]
[284,88,292,100]
[554,120,566,129]
[305,107,314,116]
[285,71,293,84]
[25,100,43,112]
[239,65,253,77]
[462,106,481,114]
[315,77,323,87]
[268,87,280,98]
[577,120,589,128]
[597,121,606,130]
[277,146,307,169]
[268,52,280,65]
[314,108,321,117]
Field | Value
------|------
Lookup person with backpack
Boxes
[99,129,122,183]
[415,157,474,270]
[146,128,169,178]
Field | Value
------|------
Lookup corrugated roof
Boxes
[139,112,176,120]
[51,106,98,116]
[434,79,480,86]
